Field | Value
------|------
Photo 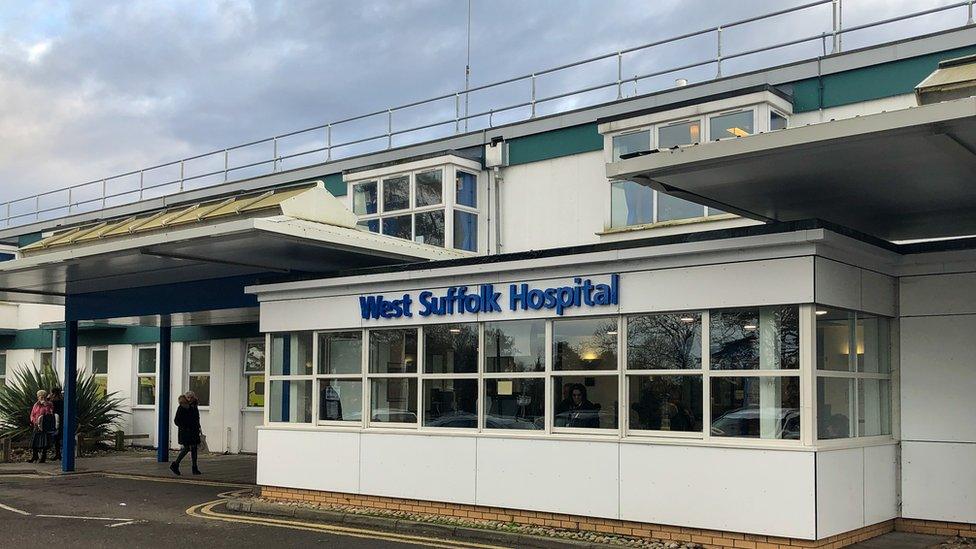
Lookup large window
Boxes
[317,331,363,423]
[136,346,157,406]
[187,344,211,407]
[815,308,891,440]
[269,333,313,423]
[349,165,480,252]
[552,317,619,430]
[244,339,266,408]
[90,348,109,399]
[368,328,418,424]
[484,320,545,430]
[423,323,479,428]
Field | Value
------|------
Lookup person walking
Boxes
[28,390,54,463]
[48,387,64,461]
[170,392,202,475]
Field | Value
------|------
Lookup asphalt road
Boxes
[0,473,503,549]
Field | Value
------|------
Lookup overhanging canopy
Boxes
[606,96,976,241]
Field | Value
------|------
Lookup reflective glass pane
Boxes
[270,332,313,375]
[319,379,362,422]
[269,380,313,423]
[770,111,788,131]
[658,120,700,148]
[91,349,109,375]
[189,375,210,406]
[817,377,853,439]
[137,376,156,405]
[414,210,445,246]
[456,171,477,208]
[382,175,409,211]
[709,110,753,140]
[244,341,265,373]
[816,308,853,372]
[318,331,362,375]
[485,320,545,373]
[382,215,412,240]
[657,193,704,221]
[485,378,544,430]
[858,378,891,437]
[189,345,210,373]
[137,348,156,374]
[553,317,618,371]
[610,180,653,228]
[553,376,618,429]
[246,374,265,407]
[612,130,650,160]
[710,376,800,439]
[352,181,377,215]
[357,219,379,233]
[423,378,478,428]
[369,329,417,373]
[454,210,478,251]
[424,324,478,374]
[415,170,443,207]
[94,376,108,399]
[370,378,417,423]
[856,314,890,374]
[710,306,799,370]
[629,375,702,432]
[627,313,701,370]
[40,352,52,371]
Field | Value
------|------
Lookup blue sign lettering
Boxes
[359,275,619,320]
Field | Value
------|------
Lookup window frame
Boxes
[266,332,315,425]
[419,323,480,432]
[88,347,110,398]
[364,327,420,429]
[243,338,266,412]
[134,344,158,408]
[185,343,212,409]
[314,329,367,427]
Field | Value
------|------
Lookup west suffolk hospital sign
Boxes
[359,274,620,320]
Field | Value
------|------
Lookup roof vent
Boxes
[915,54,976,105]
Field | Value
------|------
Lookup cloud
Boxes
[0,0,963,213]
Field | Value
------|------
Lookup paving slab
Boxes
[849,532,947,549]
[0,451,256,485]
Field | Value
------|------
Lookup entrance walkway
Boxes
[0,451,256,485]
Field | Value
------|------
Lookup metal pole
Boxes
[326,124,332,161]
[179,161,184,191]
[837,0,843,52]
[464,0,471,132]
[455,93,461,133]
[530,74,536,118]
[156,324,171,463]
[617,52,623,99]
[969,0,974,24]
[716,26,723,77]
[272,137,278,173]
[223,150,229,181]
[101,179,107,208]
[35,196,39,221]
[832,0,840,53]
[61,320,78,473]
[139,170,144,200]
[387,110,393,148]
[67,188,72,214]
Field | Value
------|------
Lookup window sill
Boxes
[599,213,740,235]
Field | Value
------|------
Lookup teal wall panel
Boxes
[507,123,603,166]
[0,323,260,351]
[323,173,345,196]
[791,45,976,112]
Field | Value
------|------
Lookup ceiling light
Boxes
[743,324,758,330]
[606,330,618,336]
[449,328,461,334]
[815,310,828,316]
[680,316,695,323]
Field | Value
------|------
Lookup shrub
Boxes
[0,362,127,442]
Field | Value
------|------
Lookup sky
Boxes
[0,0,965,216]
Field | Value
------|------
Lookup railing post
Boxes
[832,0,842,53]
[327,124,332,161]
[387,109,393,149]
[35,196,39,221]
[139,170,144,200]
[101,179,107,209]
[179,160,184,192]
[716,26,723,78]
[5,203,10,228]
[617,52,623,99]
[530,74,536,118]
[455,93,461,133]
[223,149,229,181]
[968,0,973,25]
[67,188,72,214]
[272,137,278,173]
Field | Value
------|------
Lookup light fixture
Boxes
[815,310,828,316]
[743,324,758,330]
[607,330,618,336]
[680,316,695,323]
[449,328,462,334]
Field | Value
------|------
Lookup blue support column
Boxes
[61,320,78,473]
[156,324,172,462]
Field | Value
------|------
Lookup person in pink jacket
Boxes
[28,390,55,463]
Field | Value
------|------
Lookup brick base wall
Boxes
[896,517,976,538]
[260,486,903,548]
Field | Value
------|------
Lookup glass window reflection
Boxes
[370,378,417,423]
[369,329,417,374]
[627,313,701,370]
[610,180,653,228]
[709,110,753,140]
[485,378,544,430]
[423,379,478,428]
[710,376,800,439]
[710,307,798,370]
[629,375,702,432]
[382,175,410,211]
[554,376,618,429]
[553,317,618,371]
[318,331,362,375]
[424,324,478,374]
[319,379,362,422]
[485,320,545,373]
[612,130,650,161]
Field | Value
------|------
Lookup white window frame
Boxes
[89,347,109,397]
[481,319,546,436]
[418,323,480,432]
[242,338,266,412]
[134,345,158,408]
[37,349,54,371]
[266,332,314,425]
[363,327,420,429]
[186,343,212,409]
[313,330,365,427]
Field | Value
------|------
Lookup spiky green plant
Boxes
[0,362,127,442]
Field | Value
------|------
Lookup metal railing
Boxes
[2,0,973,229]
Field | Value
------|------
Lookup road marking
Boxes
[0,502,30,516]
[186,498,510,549]
[36,514,137,521]
[103,472,251,489]
[107,520,140,528]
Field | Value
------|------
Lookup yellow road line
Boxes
[186,498,511,549]
[102,472,252,488]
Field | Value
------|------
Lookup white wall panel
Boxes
[863,444,898,525]
[132,409,156,446]
[477,437,619,519]
[361,433,477,504]
[620,445,815,539]
[257,429,361,493]
[816,448,864,538]
[900,272,976,317]
[860,270,896,317]
[815,258,861,312]
[902,441,976,523]
[900,315,976,442]
[241,411,262,453]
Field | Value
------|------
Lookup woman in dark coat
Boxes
[170,393,202,475]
